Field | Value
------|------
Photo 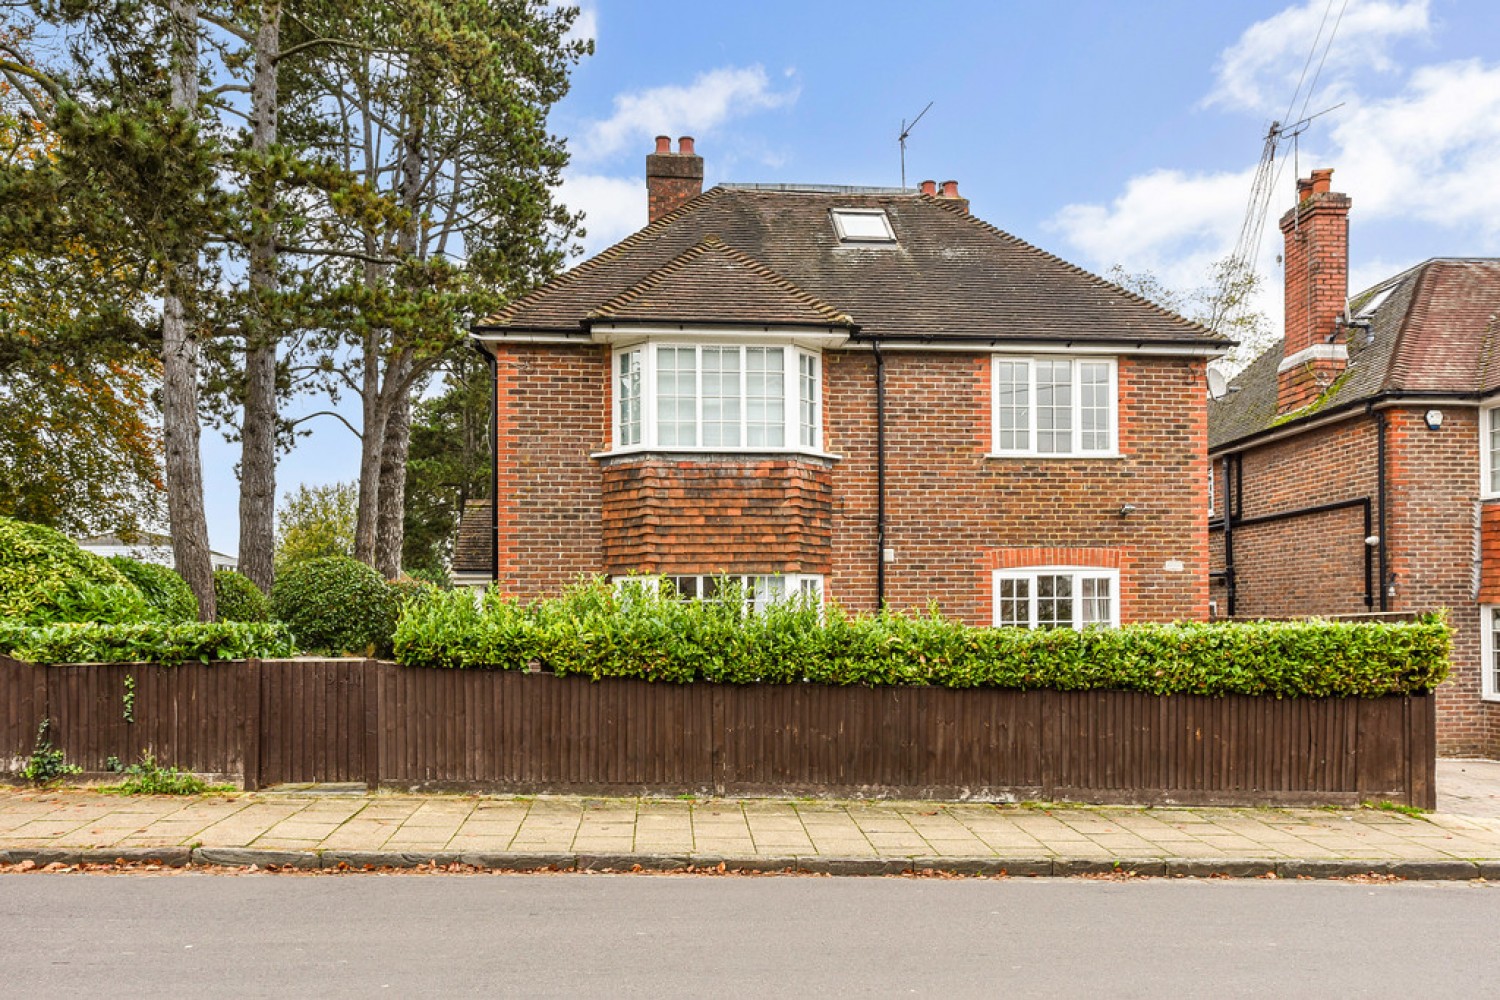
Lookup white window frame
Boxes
[611,343,823,456]
[830,208,896,244]
[988,355,1119,458]
[992,567,1121,629]
[1483,605,1500,702]
[614,573,825,612]
[1481,404,1500,500]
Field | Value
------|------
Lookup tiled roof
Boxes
[479,187,1220,346]
[588,237,853,327]
[1209,259,1500,450]
[451,499,492,576]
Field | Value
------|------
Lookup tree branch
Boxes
[290,409,362,439]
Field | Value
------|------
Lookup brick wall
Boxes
[495,344,1210,627]
[1211,405,1500,756]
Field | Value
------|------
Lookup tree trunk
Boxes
[375,391,410,579]
[236,0,281,594]
[353,328,385,565]
[163,0,215,621]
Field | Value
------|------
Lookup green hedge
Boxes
[0,620,297,665]
[0,518,143,622]
[392,581,1450,699]
[109,557,199,622]
[270,556,397,656]
[213,569,270,623]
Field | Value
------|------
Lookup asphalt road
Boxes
[3,873,1498,998]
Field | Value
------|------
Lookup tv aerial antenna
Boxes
[898,101,933,189]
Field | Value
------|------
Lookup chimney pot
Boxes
[654,135,671,154]
[678,136,695,155]
[919,179,937,196]
[1310,168,1333,194]
[940,180,960,198]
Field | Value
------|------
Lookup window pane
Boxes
[701,347,741,447]
[800,353,819,448]
[1036,574,1073,628]
[746,347,785,447]
[1079,362,1111,452]
[656,346,698,446]
[1490,409,1500,494]
[995,360,1030,451]
[1081,576,1112,626]
[750,575,788,612]
[665,575,699,600]
[832,210,895,242]
[998,577,1030,627]
[617,350,642,446]
[1491,608,1500,695]
[1036,360,1072,454]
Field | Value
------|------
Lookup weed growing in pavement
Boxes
[21,720,80,785]
[105,752,232,795]
[1363,800,1429,819]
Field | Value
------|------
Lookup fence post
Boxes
[241,658,263,791]
[363,659,381,792]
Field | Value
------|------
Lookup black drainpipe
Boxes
[472,338,500,586]
[1222,453,1236,617]
[1376,410,1389,612]
[874,339,887,611]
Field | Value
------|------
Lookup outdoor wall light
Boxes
[1425,409,1444,430]
[1364,535,1380,547]
[1119,504,1137,518]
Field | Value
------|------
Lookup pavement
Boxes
[5,759,1500,878]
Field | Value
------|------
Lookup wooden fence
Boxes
[0,656,1437,807]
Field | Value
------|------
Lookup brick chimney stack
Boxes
[1277,168,1351,414]
[646,136,704,222]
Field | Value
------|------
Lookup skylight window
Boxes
[831,209,895,244]
[1355,286,1393,317]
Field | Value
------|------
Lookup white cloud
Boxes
[578,65,798,161]
[565,3,597,46]
[1206,0,1429,114]
[558,172,647,260]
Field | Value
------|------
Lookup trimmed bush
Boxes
[393,580,1451,699]
[270,556,397,655]
[214,569,270,623]
[0,517,146,622]
[109,557,199,622]
[0,619,297,665]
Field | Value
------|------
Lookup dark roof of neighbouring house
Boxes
[451,500,493,576]
[1209,258,1500,451]
[478,186,1222,346]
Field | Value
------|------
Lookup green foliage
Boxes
[213,570,270,623]
[270,556,397,655]
[0,516,150,622]
[105,751,224,795]
[0,619,297,665]
[108,557,198,622]
[393,581,1451,699]
[403,350,491,580]
[274,482,357,572]
[21,720,79,785]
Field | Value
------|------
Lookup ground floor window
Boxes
[993,568,1119,629]
[1483,606,1500,701]
[616,573,823,612]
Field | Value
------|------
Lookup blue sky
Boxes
[203,0,1500,553]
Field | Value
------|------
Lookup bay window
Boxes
[993,568,1119,629]
[991,356,1117,456]
[613,343,822,453]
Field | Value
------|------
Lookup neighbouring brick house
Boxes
[1209,167,1500,756]
[464,136,1225,627]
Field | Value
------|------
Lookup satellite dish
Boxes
[1207,369,1229,400]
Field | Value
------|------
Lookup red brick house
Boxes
[1209,167,1500,755]
[465,137,1225,627]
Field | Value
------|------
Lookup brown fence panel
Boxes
[257,659,369,785]
[0,655,45,772]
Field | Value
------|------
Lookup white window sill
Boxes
[985,451,1123,460]
[1482,693,1500,703]
[592,446,842,462]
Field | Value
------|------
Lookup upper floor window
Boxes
[613,344,821,453]
[1483,405,1500,498]
[990,356,1117,457]
[993,567,1119,629]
